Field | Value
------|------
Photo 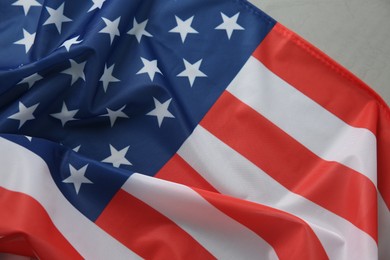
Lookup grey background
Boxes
[250,0,390,105]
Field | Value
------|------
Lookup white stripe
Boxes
[227,56,377,186]
[379,194,390,260]
[123,173,279,260]
[0,137,141,260]
[178,126,377,260]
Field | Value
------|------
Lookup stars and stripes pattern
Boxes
[0,0,389,259]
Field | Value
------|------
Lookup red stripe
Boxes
[378,121,390,209]
[0,187,82,259]
[155,154,218,192]
[96,189,215,260]
[201,91,378,241]
[195,188,328,260]
[156,155,328,259]
[0,236,35,258]
[254,23,390,209]
[253,23,382,133]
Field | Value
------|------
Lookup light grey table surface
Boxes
[250,0,390,105]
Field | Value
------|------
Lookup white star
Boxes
[102,105,128,127]
[17,73,42,88]
[177,59,207,87]
[63,164,93,194]
[169,16,198,43]
[62,59,86,85]
[136,57,162,81]
[100,64,120,92]
[25,135,33,141]
[88,0,106,12]
[147,97,175,127]
[102,145,132,168]
[50,102,79,127]
[12,0,41,15]
[8,101,39,129]
[127,18,152,43]
[99,17,121,44]
[73,145,81,152]
[43,3,72,34]
[215,12,244,39]
[14,29,36,53]
[60,35,82,52]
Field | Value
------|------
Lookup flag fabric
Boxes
[0,0,389,259]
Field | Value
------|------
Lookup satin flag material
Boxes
[0,0,389,259]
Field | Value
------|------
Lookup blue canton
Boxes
[0,0,275,220]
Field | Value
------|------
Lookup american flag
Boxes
[0,0,389,259]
